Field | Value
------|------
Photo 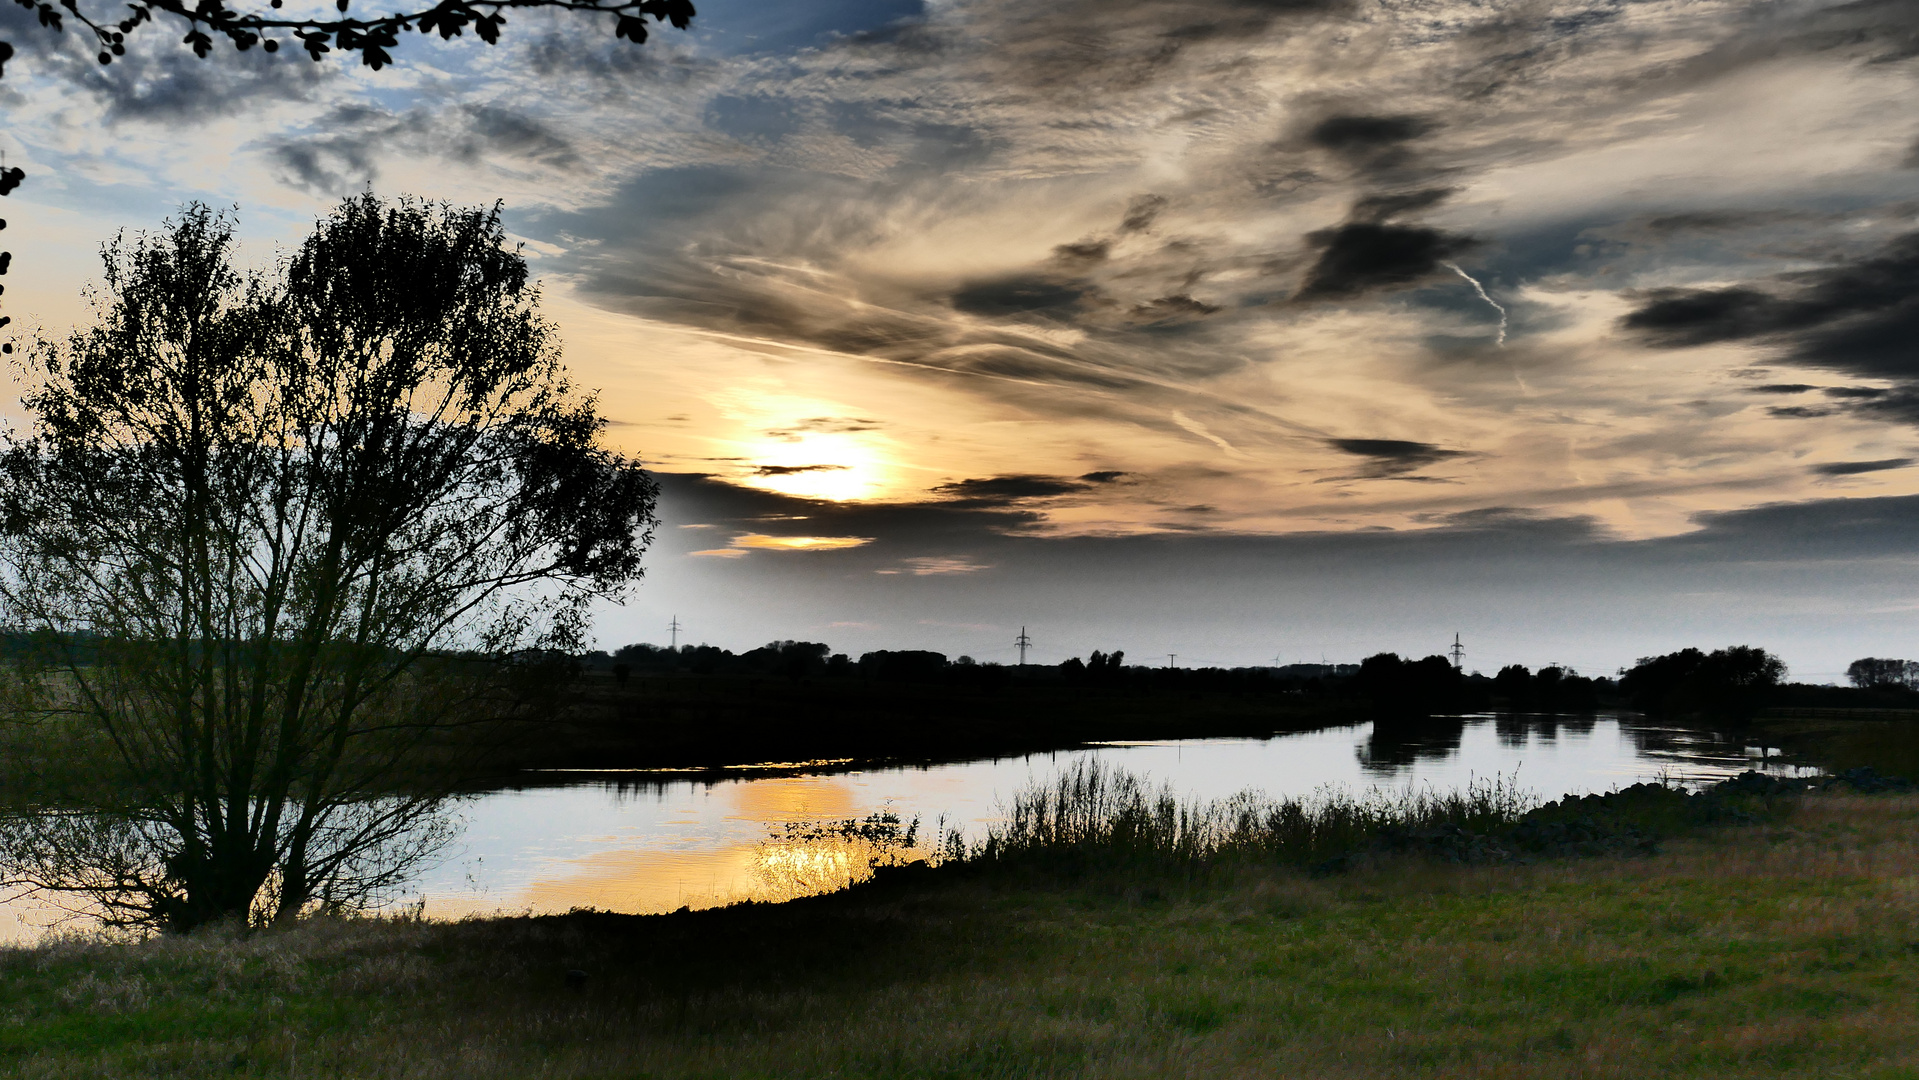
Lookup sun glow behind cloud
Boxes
[690,532,876,558]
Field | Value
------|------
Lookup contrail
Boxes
[1445,262,1507,346]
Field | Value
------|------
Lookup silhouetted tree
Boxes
[1620,645,1784,721]
[1493,663,1531,707]
[0,197,658,931]
[1354,652,1465,716]
[858,650,947,683]
[1847,657,1918,691]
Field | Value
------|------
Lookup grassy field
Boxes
[5,790,1919,1078]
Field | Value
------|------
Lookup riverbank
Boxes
[6,788,1917,1078]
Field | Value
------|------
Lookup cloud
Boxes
[932,474,1093,505]
[1119,194,1166,233]
[1306,114,1434,153]
[1810,458,1914,476]
[1052,239,1112,266]
[1621,231,1919,382]
[752,464,850,476]
[950,276,1092,318]
[1328,438,1469,478]
[876,556,994,575]
[1294,188,1479,301]
[1300,114,1437,177]
[1348,188,1457,224]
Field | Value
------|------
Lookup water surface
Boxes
[413,713,1795,921]
[0,713,1803,942]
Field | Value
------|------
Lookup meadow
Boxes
[5,769,1916,1078]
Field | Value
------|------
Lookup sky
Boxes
[2,0,1918,679]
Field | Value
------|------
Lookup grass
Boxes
[974,759,1537,868]
[5,782,1919,1077]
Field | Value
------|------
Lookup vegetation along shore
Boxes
[5,767,1918,1078]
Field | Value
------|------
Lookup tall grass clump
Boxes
[971,760,1537,871]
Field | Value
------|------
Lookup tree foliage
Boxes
[0,0,691,76]
[1619,645,1785,720]
[0,196,658,931]
[1846,657,1919,691]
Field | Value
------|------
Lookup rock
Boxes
[564,969,590,990]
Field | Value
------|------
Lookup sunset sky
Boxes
[3,0,1918,678]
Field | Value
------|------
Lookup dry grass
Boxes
[5,794,1919,1078]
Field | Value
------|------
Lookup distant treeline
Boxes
[578,641,1611,715]
[582,641,1358,695]
[578,640,1919,722]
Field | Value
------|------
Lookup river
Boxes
[0,713,1805,942]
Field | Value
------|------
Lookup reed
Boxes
[970,760,1536,869]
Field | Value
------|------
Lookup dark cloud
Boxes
[950,276,1091,317]
[1052,239,1112,267]
[273,136,382,197]
[1079,471,1130,483]
[1621,230,1919,381]
[1295,222,1478,300]
[456,104,578,167]
[1349,187,1456,224]
[1305,114,1433,153]
[1642,210,1801,234]
[1825,386,1890,400]
[266,101,577,196]
[1671,492,1919,557]
[1767,405,1837,419]
[932,474,1093,505]
[1811,458,1913,476]
[1415,506,1609,539]
[1328,438,1468,478]
[1130,294,1221,323]
[1120,194,1167,233]
[752,464,851,476]
[766,417,884,438]
[1294,113,1436,178]
[1749,384,1817,394]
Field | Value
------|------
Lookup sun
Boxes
[739,429,896,502]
